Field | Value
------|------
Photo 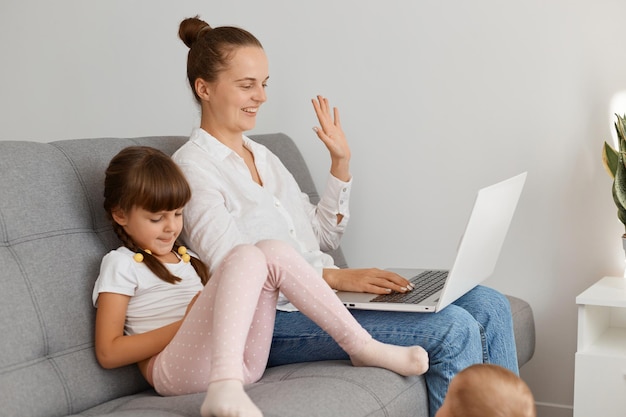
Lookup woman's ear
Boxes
[111,208,128,226]
[194,78,211,101]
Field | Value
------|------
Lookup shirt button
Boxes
[275,200,281,207]
[342,188,347,192]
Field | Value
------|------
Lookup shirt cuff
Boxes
[325,174,352,217]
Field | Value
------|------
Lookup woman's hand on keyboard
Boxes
[323,268,415,294]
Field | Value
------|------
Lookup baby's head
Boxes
[436,364,535,417]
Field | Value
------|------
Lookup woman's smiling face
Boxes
[201,46,269,137]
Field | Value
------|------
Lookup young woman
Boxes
[172,16,519,417]
[92,146,428,417]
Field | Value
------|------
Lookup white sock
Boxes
[200,380,263,417]
[350,339,429,376]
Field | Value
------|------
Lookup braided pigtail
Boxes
[173,242,210,285]
[190,256,210,285]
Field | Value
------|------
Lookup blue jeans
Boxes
[267,285,518,417]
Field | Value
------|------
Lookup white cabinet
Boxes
[574,276,626,416]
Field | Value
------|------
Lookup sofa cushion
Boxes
[68,361,426,417]
[0,140,154,417]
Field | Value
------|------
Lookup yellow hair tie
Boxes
[133,249,152,263]
[178,246,191,263]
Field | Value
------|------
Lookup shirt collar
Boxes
[189,128,232,161]
[189,127,267,164]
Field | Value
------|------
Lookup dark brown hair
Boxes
[103,146,209,285]
[178,16,263,101]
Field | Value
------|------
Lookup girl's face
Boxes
[200,46,269,137]
[113,206,184,260]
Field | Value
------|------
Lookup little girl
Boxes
[92,146,429,417]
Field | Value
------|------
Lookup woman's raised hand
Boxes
[311,95,351,182]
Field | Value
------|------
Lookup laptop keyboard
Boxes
[371,270,448,304]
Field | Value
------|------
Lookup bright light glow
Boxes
[610,91,626,149]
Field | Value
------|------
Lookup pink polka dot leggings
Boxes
[150,239,372,396]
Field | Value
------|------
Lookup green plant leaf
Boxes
[616,115,626,152]
[618,206,626,230]
[613,151,626,225]
[603,141,619,178]
[611,183,626,231]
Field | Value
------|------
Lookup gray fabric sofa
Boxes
[0,133,535,417]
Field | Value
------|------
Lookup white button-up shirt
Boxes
[172,128,352,309]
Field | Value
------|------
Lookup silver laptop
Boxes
[335,172,527,313]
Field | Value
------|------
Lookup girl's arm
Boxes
[94,292,182,369]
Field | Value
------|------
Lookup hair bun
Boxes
[179,16,211,48]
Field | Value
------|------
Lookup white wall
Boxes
[3,1,626,415]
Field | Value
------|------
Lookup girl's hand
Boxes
[311,95,351,182]
[322,268,414,295]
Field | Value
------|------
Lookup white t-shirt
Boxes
[92,246,203,335]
